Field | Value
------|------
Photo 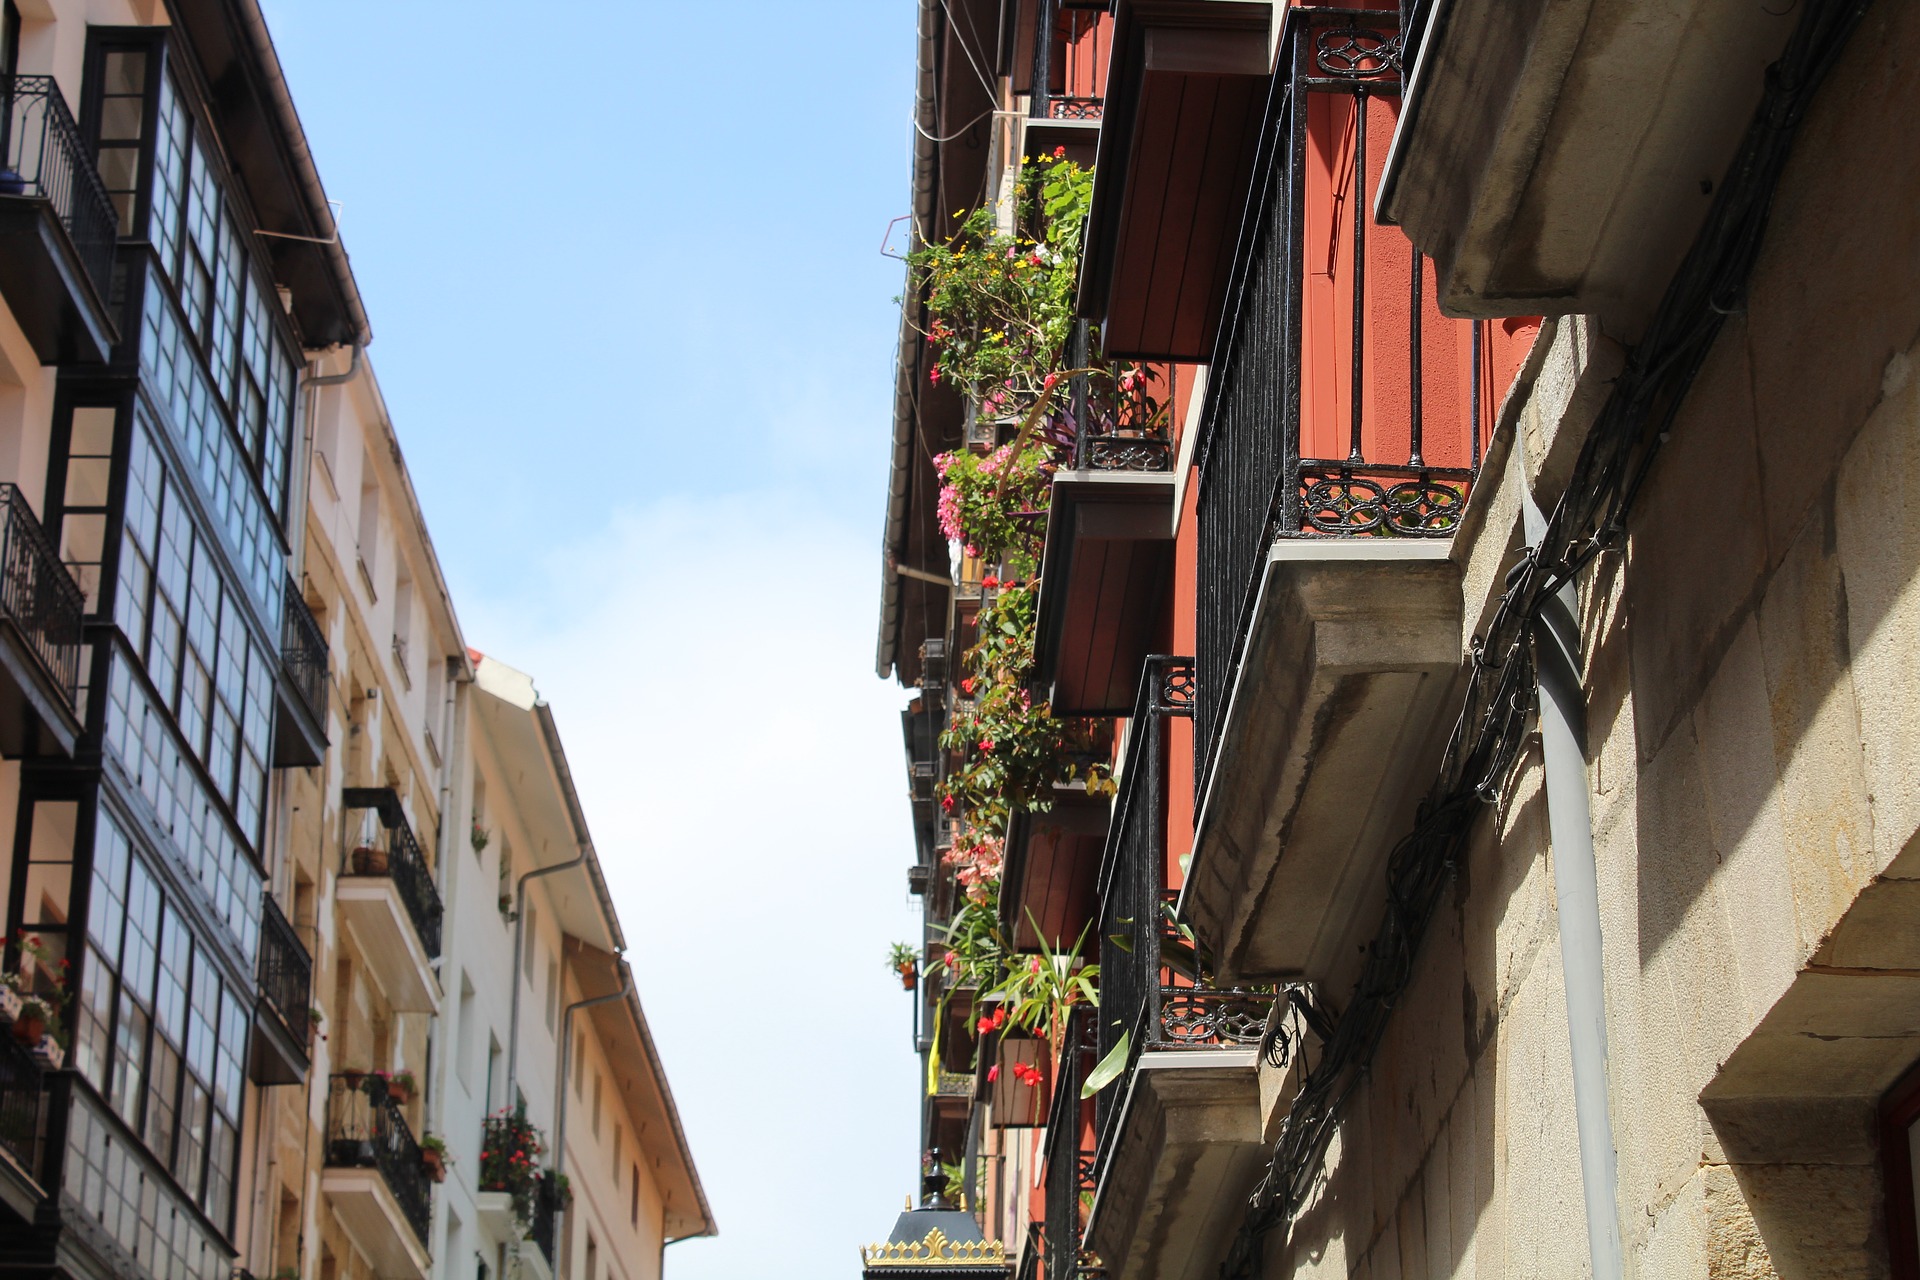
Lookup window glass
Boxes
[95,47,148,234]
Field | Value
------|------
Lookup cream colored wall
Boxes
[1269,6,1920,1278]
[556,998,671,1280]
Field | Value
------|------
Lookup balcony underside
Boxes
[1036,471,1176,716]
[273,667,327,767]
[0,617,77,758]
[248,995,310,1087]
[1378,0,1794,336]
[0,1140,41,1225]
[1184,540,1461,985]
[1004,792,1108,952]
[321,1167,430,1280]
[0,197,114,365]
[1080,1,1272,361]
[1085,1050,1265,1280]
[336,879,442,1013]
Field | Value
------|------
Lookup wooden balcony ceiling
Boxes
[1080,1,1273,361]
[1037,471,1176,716]
[1005,794,1110,953]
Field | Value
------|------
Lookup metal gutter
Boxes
[218,0,373,347]
[876,0,945,681]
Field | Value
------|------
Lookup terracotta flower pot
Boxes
[388,1081,413,1105]
[351,845,389,875]
[12,1014,44,1045]
[898,964,917,991]
[421,1149,445,1183]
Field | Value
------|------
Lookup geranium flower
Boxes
[1053,146,1067,159]
[983,576,999,589]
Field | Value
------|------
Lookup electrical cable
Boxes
[1214,1,1872,1273]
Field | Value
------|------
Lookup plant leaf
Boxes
[1081,1030,1131,1098]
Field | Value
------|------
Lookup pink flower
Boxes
[987,1064,1001,1083]
[1053,146,1066,159]
[978,739,995,753]
[930,367,942,385]
[941,794,955,813]
[1042,373,1058,391]
[1029,956,1043,975]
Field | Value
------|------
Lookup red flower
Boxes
[930,367,942,384]
[1053,145,1066,159]
[961,678,975,694]
[1042,373,1059,391]
[983,575,999,589]
[943,951,960,970]
[1029,253,1043,267]
[991,1006,1007,1030]
[987,1064,1001,1083]
[1029,956,1043,974]
[978,1014,996,1034]
[978,739,995,753]
[941,794,956,813]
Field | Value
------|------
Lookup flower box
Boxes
[30,1035,62,1070]
[0,987,20,1025]
[350,845,389,876]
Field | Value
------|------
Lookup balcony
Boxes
[1084,659,1270,1280]
[273,576,328,767]
[322,1075,432,1280]
[1376,0,1793,334]
[1077,0,1273,361]
[1034,333,1176,718]
[530,1172,561,1271]
[1000,790,1107,955]
[249,892,312,1086]
[1183,8,1484,986]
[0,484,82,758]
[1024,0,1111,161]
[338,789,443,1012]
[0,76,117,364]
[0,1028,45,1221]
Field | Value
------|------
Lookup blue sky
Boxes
[267,3,927,1276]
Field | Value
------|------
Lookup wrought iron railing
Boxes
[1066,322,1172,474]
[257,892,312,1047]
[1092,658,1270,1182]
[0,484,82,702]
[1030,0,1110,121]
[530,1172,560,1265]
[0,75,116,304]
[1043,1007,1096,1280]
[0,1024,43,1178]
[1193,7,1491,790]
[342,789,444,959]
[323,1074,432,1244]
[282,577,328,727]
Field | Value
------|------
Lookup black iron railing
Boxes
[1193,8,1491,789]
[1093,658,1269,1182]
[1043,1007,1096,1280]
[257,892,312,1047]
[343,789,444,959]
[531,1172,560,1265]
[0,484,82,703]
[0,76,116,305]
[324,1074,432,1244]
[1030,0,1109,121]
[0,1025,43,1178]
[1065,323,1173,474]
[1016,1221,1044,1280]
[283,578,328,728]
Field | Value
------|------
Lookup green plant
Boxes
[471,822,491,853]
[886,942,918,972]
[934,445,1053,562]
[991,916,1098,1051]
[419,1132,448,1156]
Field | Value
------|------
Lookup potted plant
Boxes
[387,1070,417,1105]
[886,942,919,991]
[470,822,491,854]
[350,841,389,875]
[11,995,49,1047]
[419,1133,449,1183]
[339,1067,367,1092]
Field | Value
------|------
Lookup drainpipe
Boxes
[505,848,584,1102]
[424,657,472,1141]
[1522,480,1624,1280]
[554,965,633,1182]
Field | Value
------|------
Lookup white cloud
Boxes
[455,491,928,1278]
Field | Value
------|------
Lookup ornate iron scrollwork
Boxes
[1300,472,1466,536]
[1160,662,1195,712]
[1314,27,1400,78]
[1048,97,1104,121]
[1086,435,1173,472]
[1157,988,1270,1046]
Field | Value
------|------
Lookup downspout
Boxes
[505,847,584,1102]
[425,656,471,1140]
[1522,478,1624,1280]
[553,967,633,1183]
